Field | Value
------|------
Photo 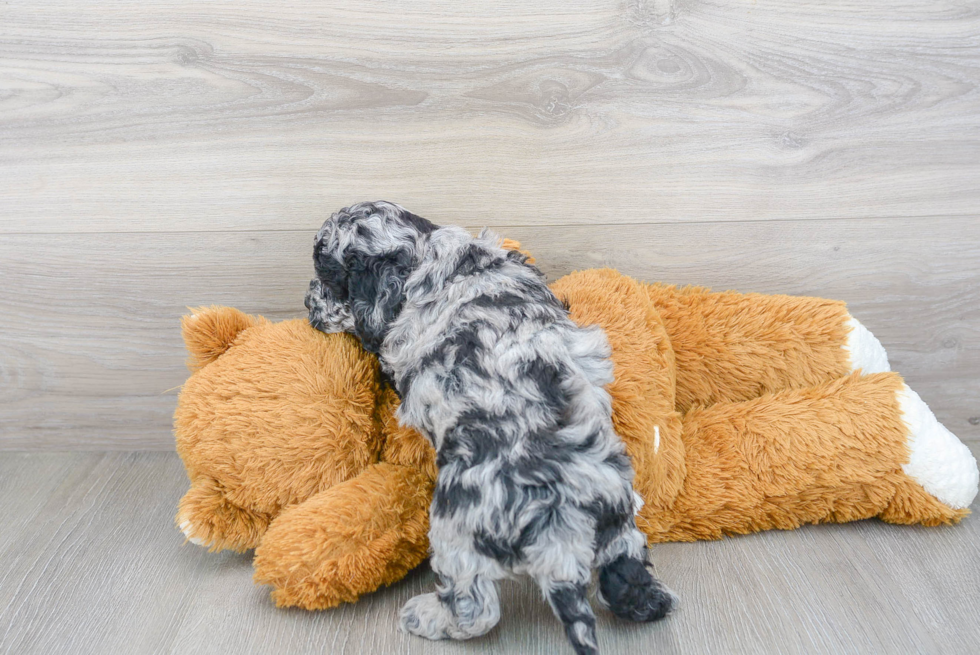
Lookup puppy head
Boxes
[305,201,437,353]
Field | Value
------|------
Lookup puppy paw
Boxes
[399,592,452,640]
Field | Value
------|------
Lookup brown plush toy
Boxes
[175,266,978,611]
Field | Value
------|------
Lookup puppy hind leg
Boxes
[596,527,675,623]
[399,555,502,641]
[527,527,601,655]
[540,575,600,655]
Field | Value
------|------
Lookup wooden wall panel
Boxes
[2,0,978,448]
[1,217,976,449]
[2,0,979,232]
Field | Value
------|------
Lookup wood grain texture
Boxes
[1,217,977,449]
[1,451,979,654]
[2,0,979,231]
[1,4,978,448]
[2,3,978,651]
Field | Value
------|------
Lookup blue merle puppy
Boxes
[305,201,674,655]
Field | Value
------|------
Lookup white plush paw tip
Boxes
[899,385,979,509]
[844,316,891,374]
[179,519,207,547]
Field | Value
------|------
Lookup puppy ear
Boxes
[305,278,355,334]
[307,229,355,334]
[346,249,413,354]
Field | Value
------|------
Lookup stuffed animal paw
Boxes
[175,306,436,607]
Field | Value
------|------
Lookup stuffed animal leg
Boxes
[640,372,977,542]
[251,386,438,610]
[635,282,977,538]
[253,462,434,610]
[641,282,878,411]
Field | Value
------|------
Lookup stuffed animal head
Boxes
[174,306,389,551]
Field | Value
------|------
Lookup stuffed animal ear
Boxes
[181,306,265,371]
[500,238,536,265]
[346,249,413,354]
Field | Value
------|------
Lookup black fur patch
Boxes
[446,242,548,286]
[472,476,561,567]
[431,472,482,518]
[598,554,673,623]
[304,279,326,331]
[448,244,498,281]
[473,529,523,567]
[500,476,553,515]
[504,248,529,265]
[401,210,438,234]
[470,291,528,310]
[548,583,598,655]
[581,498,630,554]
[379,370,399,396]
[603,451,633,475]
[399,322,492,395]
[473,502,558,568]
[346,248,415,353]
[512,452,566,487]
[427,324,486,374]
[437,410,509,468]
[520,358,570,413]
[312,236,350,303]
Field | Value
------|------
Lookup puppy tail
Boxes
[544,582,599,655]
[598,554,675,623]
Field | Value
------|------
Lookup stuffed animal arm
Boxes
[175,268,978,610]
[253,383,441,609]
[253,461,432,608]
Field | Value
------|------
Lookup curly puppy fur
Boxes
[306,201,674,655]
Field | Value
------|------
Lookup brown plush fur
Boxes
[175,266,967,611]
[253,463,433,609]
[176,310,387,552]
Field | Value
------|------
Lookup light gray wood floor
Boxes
[2,451,980,654]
